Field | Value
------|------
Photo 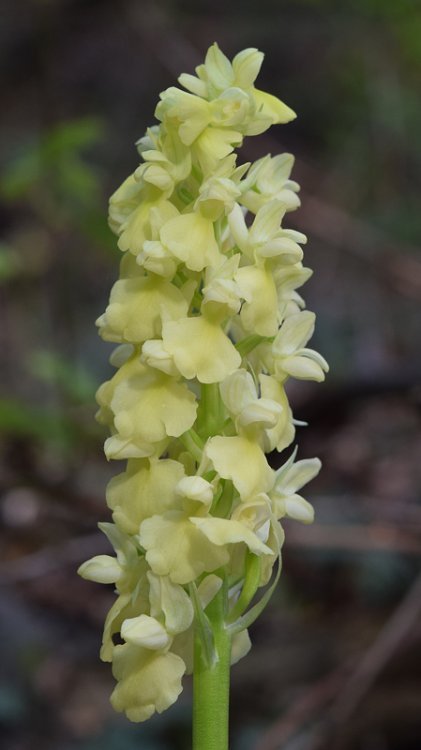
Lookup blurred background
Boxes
[1,1,421,748]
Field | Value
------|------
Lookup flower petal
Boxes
[163,316,241,383]
[205,435,274,498]
[106,361,197,457]
[139,512,229,584]
[253,89,296,124]
[148,572,194,634]
[235,264,279,336]
[274,311,315,355]
[232,48,264,89]
[160,212,221,272]
[77,555,122,584]
[98,275,189,344]
[121,615,171,649]
[231,628,252,664]
[275,457,321,496]
[111,644,185,722]
[190,517,272,556]
[259,375,295,453]
[107,458,185,534]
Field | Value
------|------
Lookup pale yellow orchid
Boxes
[106,457,186,534]
[97,356,197,459]
[240,153,301,214]
[96,273,190,344]
[111,644,185,722]
[179,43,296,133]
[228,200,306,335]
[204,434,274,500]
[80,43,327,736]
[270,451,321,523]
[265,310,329,383]
[219,369,295,453]
[162,313,241,383]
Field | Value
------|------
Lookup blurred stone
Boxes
[2,488,40,527]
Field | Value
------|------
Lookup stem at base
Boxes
[192,586,232,750]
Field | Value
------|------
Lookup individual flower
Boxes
[219,369,295,453]
[262,310,329,383]
[228,200,305,336]
[96,273,191,344]
[239,153,301,214]
[204,434,274,500]
[161,312,241,384]
[110,643,186,722]
[106,457,186,534]
[270,451,321,523]
[96,356,197,459]
[139,475,271,584]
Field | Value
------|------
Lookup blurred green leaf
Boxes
[0,146,42,200]
[0,118,106,228]
[0,243,23,282]
[0,397,99,451]
[29,350,97,403]
[42,118,104,158]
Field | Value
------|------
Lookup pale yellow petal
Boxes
[107,458,185,534]
[205,435,273,498]
[109,363,197,450]
[259,375,295,453]
[281,353,327,381]
[253,89,296,124]
[121,615,171,650]
[190,517,272,555]
[204,43,234,91]
[156,87,210,145]
[274,311,315,355]
[231,629,252,664]
[99,275,189,343]
[160,212,221,272]
[77,555,122,584]
[232,48,264,89]
[194,127,243,173]
[139,512,229,584]
[148,572,194,635]
[163,316,241,383]
[235,264,279,336]
[111,644,185,722]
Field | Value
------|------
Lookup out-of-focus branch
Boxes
[254,661,352,750]
[256,569,421,750]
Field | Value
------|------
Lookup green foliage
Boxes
[1,118,103,204]
[0,398,71,444]
[29,350,97,404]
[0,243,22,282]
[0,118,116,254]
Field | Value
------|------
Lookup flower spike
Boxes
[79,42,327,739]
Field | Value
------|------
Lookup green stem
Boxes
[235,334,267,358]
[193,586,232,750]
[179,429,204,463]
[198,383,223,437]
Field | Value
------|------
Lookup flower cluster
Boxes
[79,43,328,723]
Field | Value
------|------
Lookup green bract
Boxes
[79,42,328,724]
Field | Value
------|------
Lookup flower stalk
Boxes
[78,42,328,748]
[193,585,231,750]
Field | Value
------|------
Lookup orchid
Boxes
[79,42,327,750]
